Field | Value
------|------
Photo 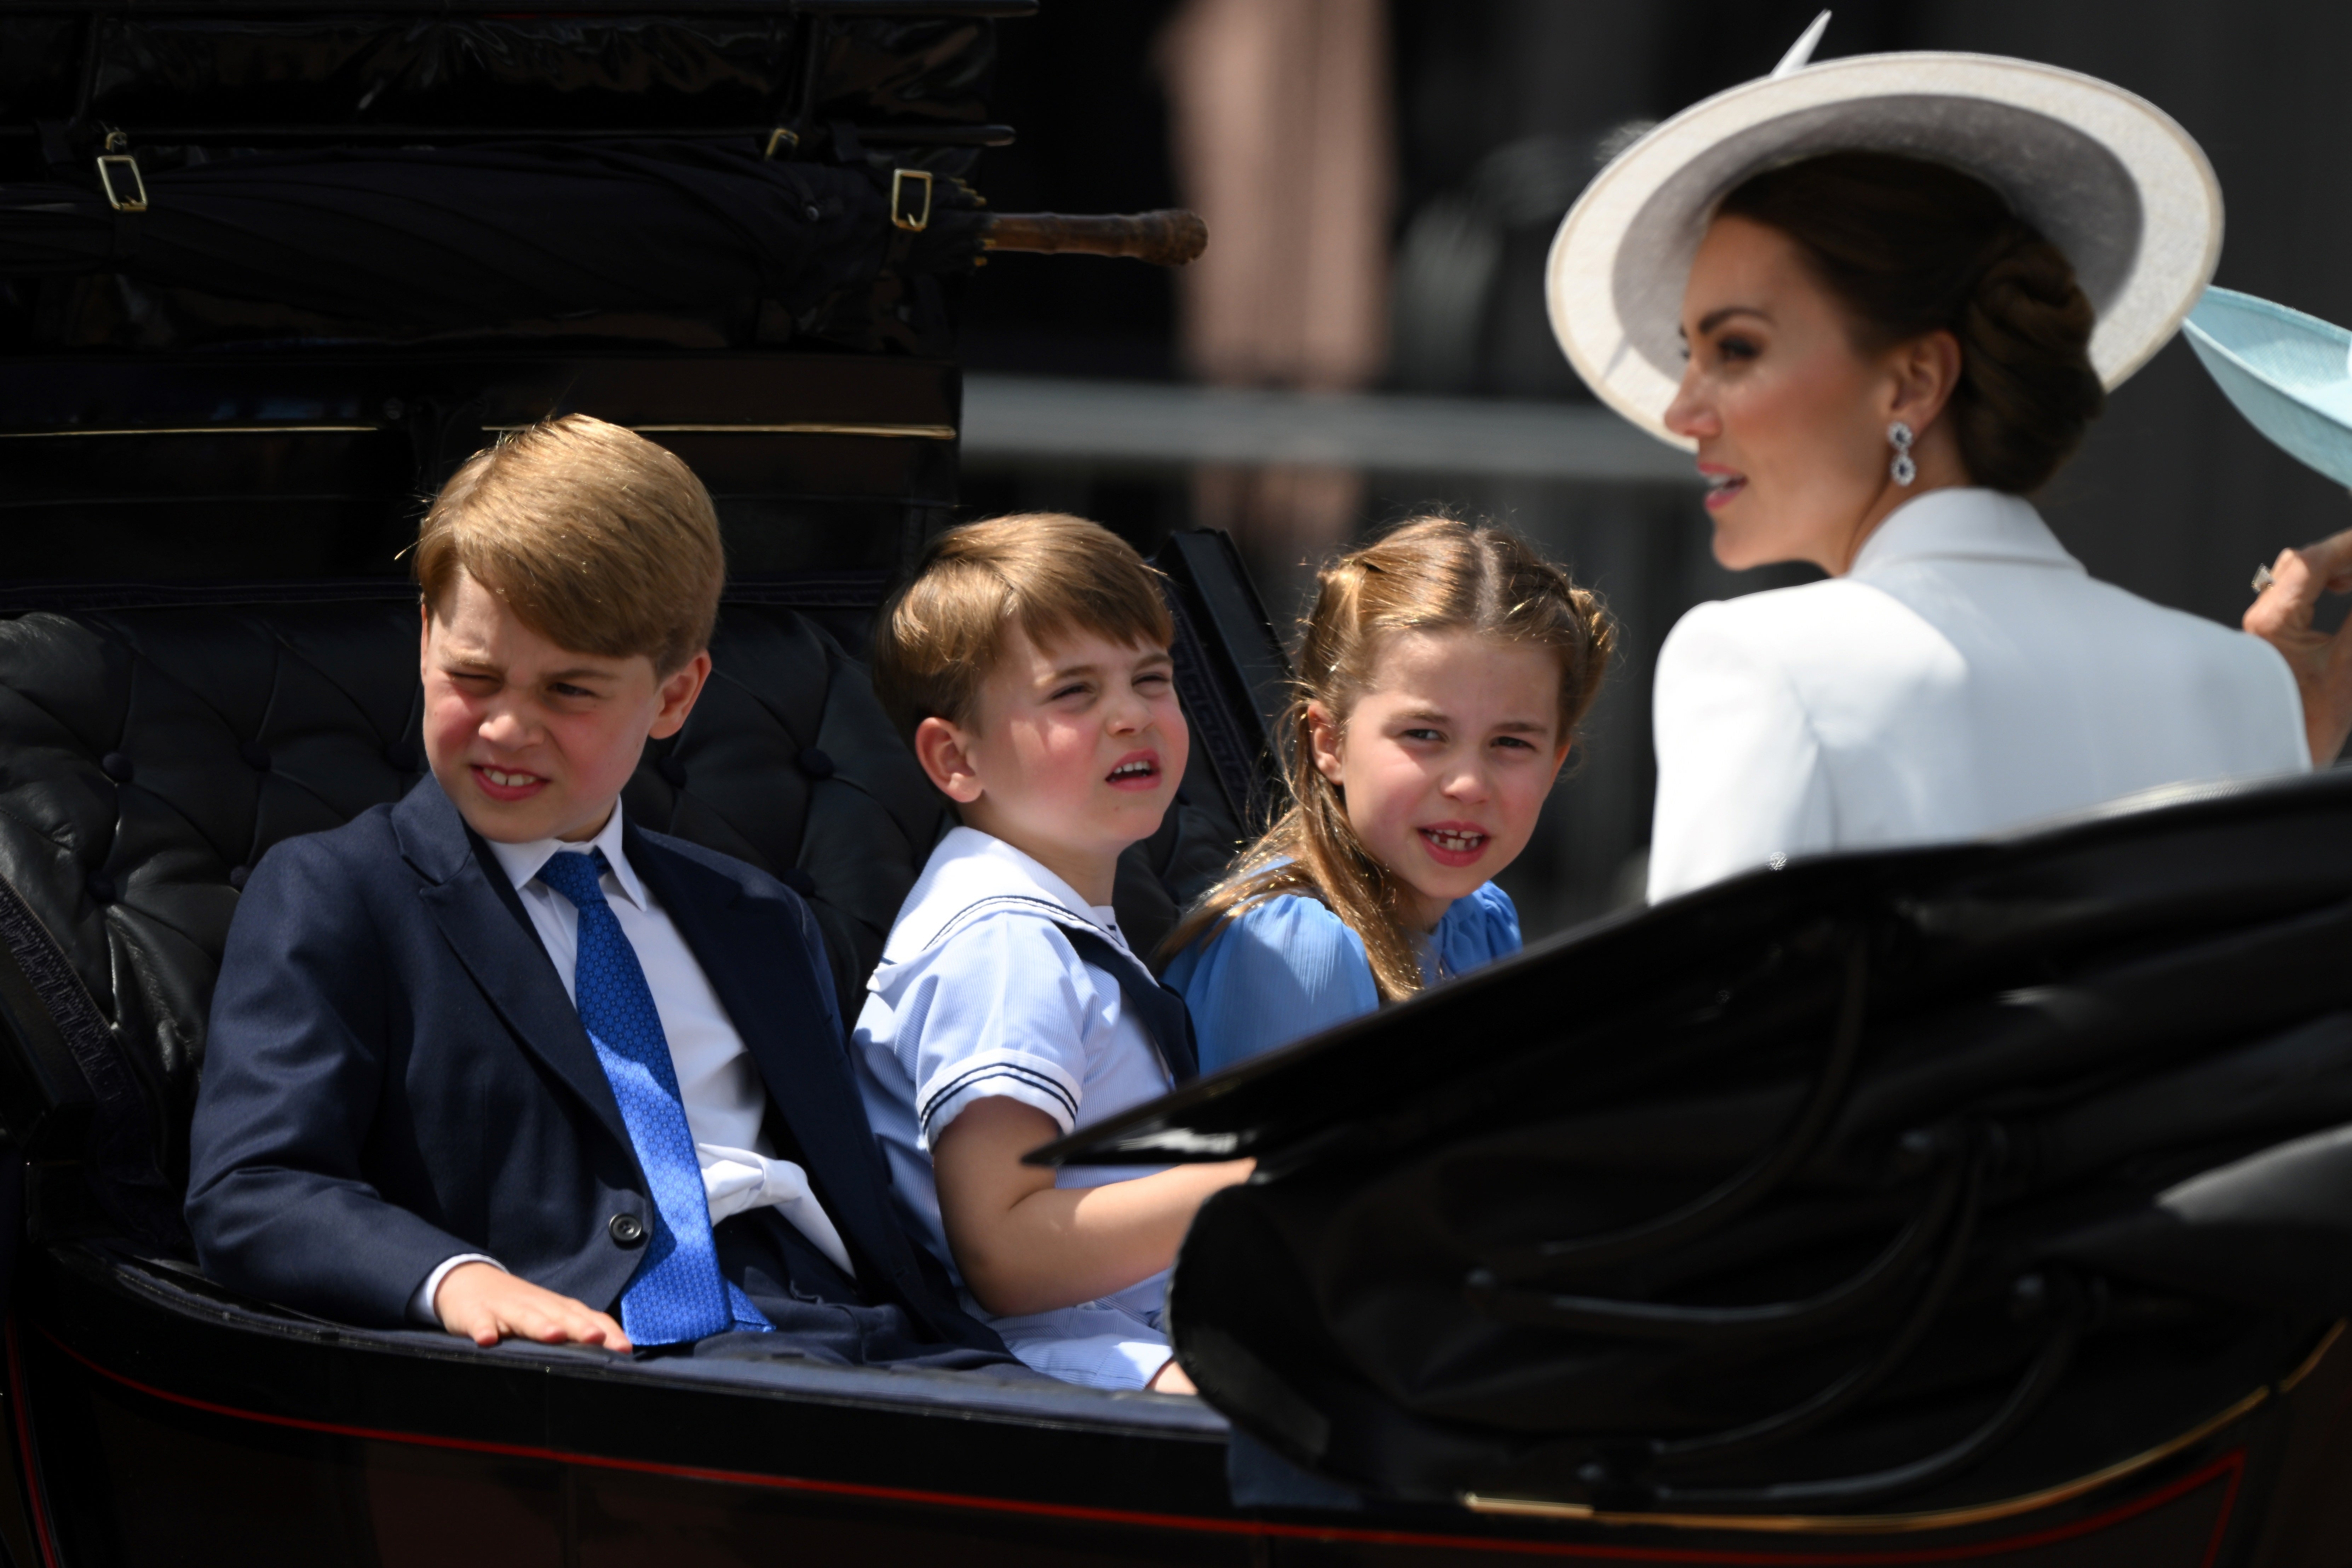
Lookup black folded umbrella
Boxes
[0,139,983,332]
[1046,769,2352,1518]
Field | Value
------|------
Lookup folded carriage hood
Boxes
[1045,768,2352,1513]
[1047,768,2352,1172]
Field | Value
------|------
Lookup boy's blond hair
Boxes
[414,414,724,675]
[873,514,1173,742]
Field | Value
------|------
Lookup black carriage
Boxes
[1,6,2350,1564]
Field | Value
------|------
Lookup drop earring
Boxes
[1887,421,1917,486]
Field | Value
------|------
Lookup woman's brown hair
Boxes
[1716,151,2105,495]
[1162,518,1614,1002]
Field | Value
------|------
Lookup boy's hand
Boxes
[434,1262,633,1352]
[1148,1359,1198,1395]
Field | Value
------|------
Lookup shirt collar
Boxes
[884,826,1122,961]
[1847,487,2084,580]
[484,800,650,912]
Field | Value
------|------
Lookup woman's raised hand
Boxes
[2245,526,2352,766]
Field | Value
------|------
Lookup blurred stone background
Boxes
[954,0,2352,940]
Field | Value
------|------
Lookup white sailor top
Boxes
[852,827,1183,1391]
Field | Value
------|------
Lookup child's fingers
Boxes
[1147,1359,1197,1395]
[507,1300,614,1347]
[448,1275,630,1352]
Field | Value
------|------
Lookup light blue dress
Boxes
[1162,882,1520,1075]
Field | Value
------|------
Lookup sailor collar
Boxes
[879,826,1130,967]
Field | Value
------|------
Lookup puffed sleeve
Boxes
[1173,896,1381,1075]
[884,915,1107,1149]
[1647,601,1835,903]
[1432,881,1521,980]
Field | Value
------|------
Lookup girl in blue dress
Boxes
[1161,517,1615,1072]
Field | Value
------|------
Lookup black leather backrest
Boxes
[0,586,1249,1249]
[0,593,954,1241]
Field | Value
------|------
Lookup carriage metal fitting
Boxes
[890,168,933,232]
[97,131,148,213]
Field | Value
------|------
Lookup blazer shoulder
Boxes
[633,826,798,907]
[1660,581,1949,713]
[1669,578,1915,650]
[248,800,407,885]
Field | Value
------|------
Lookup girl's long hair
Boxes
[1163,517,1615,1001]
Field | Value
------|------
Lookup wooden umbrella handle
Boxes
[978,210,1208,266]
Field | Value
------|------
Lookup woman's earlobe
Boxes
[1896,329,1965,425]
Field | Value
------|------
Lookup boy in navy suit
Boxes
[186,414,1011,1369]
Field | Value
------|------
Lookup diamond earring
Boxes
[1888,421,1917,486]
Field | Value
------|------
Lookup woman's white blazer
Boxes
[1647,488,2311,902]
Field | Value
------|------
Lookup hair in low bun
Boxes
[1717,152,2105,495]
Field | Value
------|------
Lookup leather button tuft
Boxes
[228,865,250,891]
[657,754,688,788]
[796,747,835,780]
[239,740,271,772]
[383,741,419,773]
[86,870,116,904]
[609,1213,647,1247]
[100,752,134,784]
[780,867,817,896]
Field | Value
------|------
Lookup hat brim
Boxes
[2185,288,2352,489]
[1546,53,2223,451]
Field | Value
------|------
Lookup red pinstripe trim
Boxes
[2197,1455,2244,1568]
[35,1325,2240,1565]
[4,1319,63,1568]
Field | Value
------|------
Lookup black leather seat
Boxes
[0,583,1246,1253]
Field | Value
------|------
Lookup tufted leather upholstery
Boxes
[0,588,1245,1251]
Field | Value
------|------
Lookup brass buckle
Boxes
[764,127,799,160]
[96,153,148,212]
[889,168,933,232]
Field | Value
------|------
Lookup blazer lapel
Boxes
[392,780,637,1161]
[626,826,919,1285]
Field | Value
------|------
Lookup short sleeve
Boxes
[886,916,1104,1148]
[1647,601,1836,903]
[1171,896,1381,1075]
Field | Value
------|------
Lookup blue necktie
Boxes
[535,849,770,1345]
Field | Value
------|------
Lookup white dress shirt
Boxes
[411,802,850,1325]
[1648,488,2312,902]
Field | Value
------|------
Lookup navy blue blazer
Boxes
[185,775,993,1350]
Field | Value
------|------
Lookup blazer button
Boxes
[609,1214,647,1247]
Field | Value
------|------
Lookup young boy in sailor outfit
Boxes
[856,513,1254,1392]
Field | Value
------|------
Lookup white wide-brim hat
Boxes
[1546,47,2223,450]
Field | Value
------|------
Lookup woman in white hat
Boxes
[1547,44,2331,901]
